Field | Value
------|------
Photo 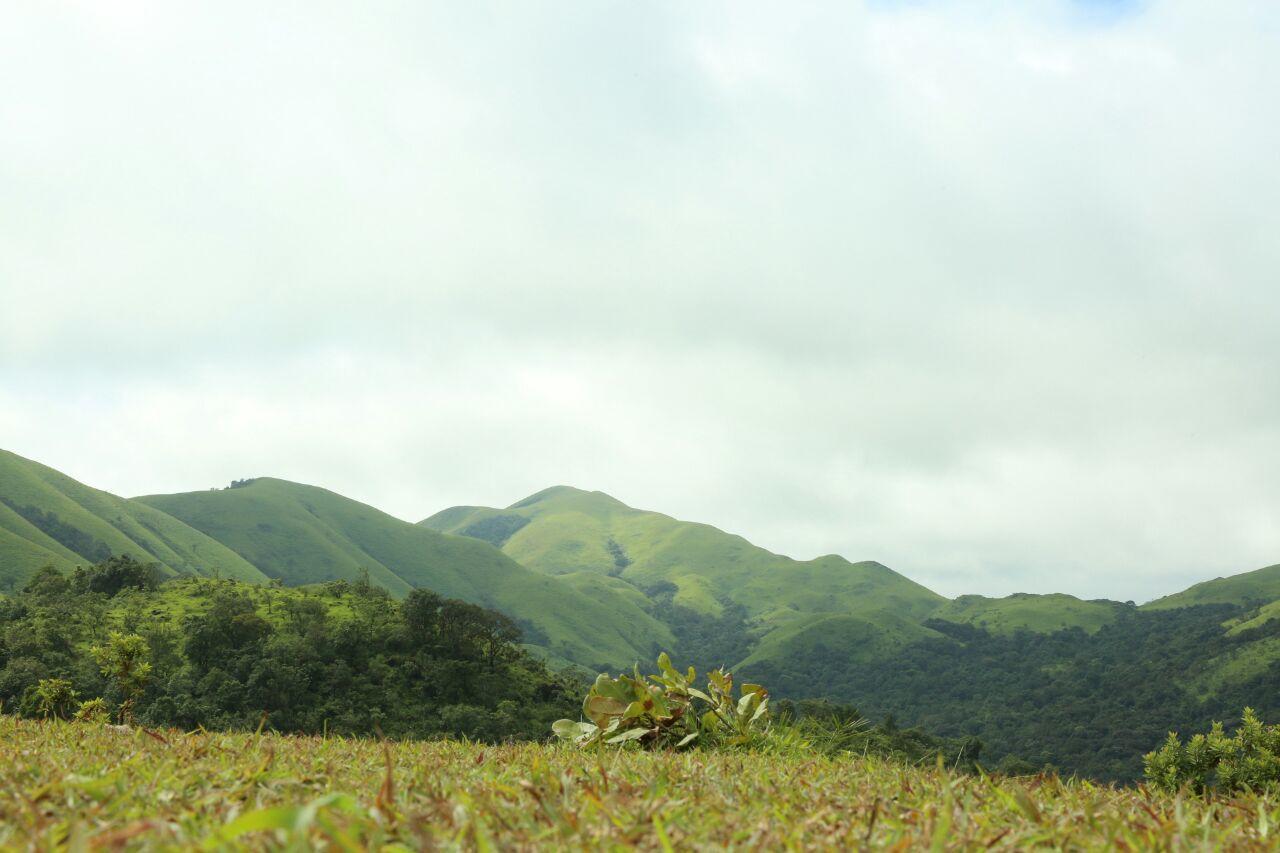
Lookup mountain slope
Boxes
[422,486,946,674]
[930,593,1128,635]
[423,486,945,620]
[1142,563,1280,611]
[137,479,670,669]
[0,449,267,590]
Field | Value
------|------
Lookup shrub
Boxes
[553,653,769,749]
[1145,708,1280,793]
[90,631,152,723]
[34,678,78,720]
[74,697,110,723]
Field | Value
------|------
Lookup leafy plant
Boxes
[90,631,152,723]
[34,678,78,720]
[74,697,110,723]
[1145,708,1280,793]
[553,653,769,749]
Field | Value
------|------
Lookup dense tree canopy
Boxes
[0,560,578,741]
[745,605,1280,780]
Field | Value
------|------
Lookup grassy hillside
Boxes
[3,716,1277,849]
[0,449,267,590]
[137,479,667,669]
[423,486,946,669]
[1143,563,1280,610]
[426,486,944,621]
[738,610,946,670]
[930,592,1127,635]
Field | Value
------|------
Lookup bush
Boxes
[1145,708,1280,793]
[553,653,769,749]
[74,697,110,723]
[34,678,78,720]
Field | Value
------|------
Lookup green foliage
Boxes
[73,554,161,597]
[33,677,77,719]
[73,696,109,722]
[745,604,1280,781]
[0,564,578,741]
[554,653,769,749]
[771,698,985,770]
[90,631,152,721]
[1145,708,1280,794]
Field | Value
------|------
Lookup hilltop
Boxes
[1143,563,1280,611]
[0,450,266,589]
[423,485,946,674]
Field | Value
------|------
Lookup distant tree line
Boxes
[0,556,578,741]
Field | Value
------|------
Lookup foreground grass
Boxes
[1,716,1277,850]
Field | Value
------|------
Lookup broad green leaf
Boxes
[606,727,650,744]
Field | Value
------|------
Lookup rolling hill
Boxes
[1142,563,1280,611]
[4,448,1280,779]
[930,592,1127,635]
[0,449,267,590]
[422,485,947,674]
[136,478,671,670]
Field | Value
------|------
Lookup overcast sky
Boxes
[3,0,1278,601]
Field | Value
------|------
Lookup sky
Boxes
[2,0,1278,602]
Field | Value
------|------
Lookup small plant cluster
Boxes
[1145,708,1280,793]
[553,653,768,749]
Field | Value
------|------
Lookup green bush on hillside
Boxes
[1145,708,1280,793]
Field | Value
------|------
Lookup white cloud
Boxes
[2,0,1278,601]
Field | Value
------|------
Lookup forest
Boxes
[743,603,1280,780]
[0,556,579,741]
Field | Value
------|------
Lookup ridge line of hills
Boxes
[3,447,1280,779]
[4,447,1279,665]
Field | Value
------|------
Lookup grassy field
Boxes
[3,716,1277,850]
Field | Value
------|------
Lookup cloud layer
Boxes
[3,0,1278,600]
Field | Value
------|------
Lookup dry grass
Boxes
[1,714,1277,850]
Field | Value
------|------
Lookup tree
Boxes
[22,564,70,601]
[77,555,160,597]
[90,631,152,723]
[402,589,443,645]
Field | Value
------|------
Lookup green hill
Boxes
[930,592,1127,635]
[0,449,267,590]
[1142,563,1280,611]
[137,479,668,670]
[422,485,946,673]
